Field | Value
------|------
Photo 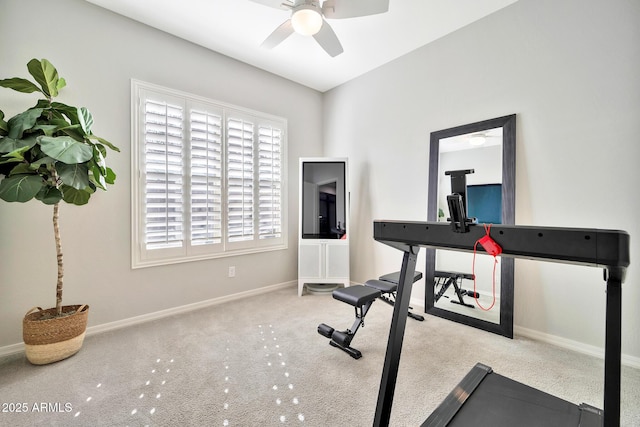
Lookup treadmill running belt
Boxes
[423,363,603,427]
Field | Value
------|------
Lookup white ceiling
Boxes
[86,0,518,92]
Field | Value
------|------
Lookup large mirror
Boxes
[426,115,516,338]
[301,161,347,239]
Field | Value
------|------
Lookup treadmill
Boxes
[422,362,603,426]
[371,220,630,427]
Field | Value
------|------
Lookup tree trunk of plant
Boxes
[53,202,64,316]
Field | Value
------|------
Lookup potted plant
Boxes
[0,58,119,364]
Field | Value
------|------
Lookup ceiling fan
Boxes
[250,0,390,57]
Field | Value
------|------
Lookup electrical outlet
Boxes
[228,266,235,278]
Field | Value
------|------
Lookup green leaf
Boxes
[0,77,43,94]
[61,184,92,205]
[0,174,43,202]
[0,144,34,166]
[0,137,18,153]
[8,163,32,175]
[90,164,107,190]
[33,99,52,109]
[27,58,60,98]
[31,124,59,137]
[93,145,106,169]
[86,134,120,152]
[7,108,43,139]
[77,107,93,134]
[0,135,37,153]
[105,167,116,185]
[51,102,79,124]
[55,124,86,142]
[0,156,24,166]
[30,156,56,169]
[47,117,72,128]
[57,162,90,190]
[95,143,107,159]
[0,110,7,135]
[44,116,83,140]
[57,77,66,91]
[35,186,62,205]
[38,136,93,164]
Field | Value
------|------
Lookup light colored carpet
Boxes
[1,286,639,426]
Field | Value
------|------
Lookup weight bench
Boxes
[377,271,425,321]
[434,270,476,308]
[317,271,423,359]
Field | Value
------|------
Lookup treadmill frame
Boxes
[372,220,630,427]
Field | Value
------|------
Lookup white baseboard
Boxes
[515,325,640,369]
[408,299,640,369]
[410,296,425,312]
[623,354,640,369]
[4,286,639,370]
[0,342,25,358]
[0,281,296,359]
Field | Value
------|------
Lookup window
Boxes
[131,80,287,268]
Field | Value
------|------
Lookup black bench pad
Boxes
[333,285,381,307]
[379,270,423,284]
[365,279,397,293]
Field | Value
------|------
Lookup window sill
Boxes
[132,243,288,269]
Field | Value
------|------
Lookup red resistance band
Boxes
[472,224,502,311]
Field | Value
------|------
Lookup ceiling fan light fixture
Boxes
[291,6,323,36]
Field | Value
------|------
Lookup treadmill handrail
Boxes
[374,221,629,280]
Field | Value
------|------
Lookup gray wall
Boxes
[0,0,323,348]
[323,0,640,361]
[2,0,639,364]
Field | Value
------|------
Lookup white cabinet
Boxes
[298,158,349,296]
[298,240,350,295]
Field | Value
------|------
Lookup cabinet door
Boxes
[299,243,322,279]
[325,243,349,279]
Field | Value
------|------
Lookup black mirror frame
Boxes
[426,114,516,338]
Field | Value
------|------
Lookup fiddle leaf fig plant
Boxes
[0,58,119,316]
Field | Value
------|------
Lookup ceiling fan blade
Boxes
[261,19,295,49]
[322,0,389,19]
[313,20,344,57]
[249,0,292,11]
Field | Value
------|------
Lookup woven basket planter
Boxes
[23,305,89,365]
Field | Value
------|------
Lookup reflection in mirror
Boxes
[435,128,503,324]
[426,115,515,338]
[302,162,346,239]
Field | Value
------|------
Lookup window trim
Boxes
[131,79,287,269]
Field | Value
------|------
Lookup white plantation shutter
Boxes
[190,108,223,246]
[132,81,286,268]
[258,124,282,240]
[143,98,184,249]
[226,116,254,243]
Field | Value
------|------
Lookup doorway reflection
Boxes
[301,162,346,239]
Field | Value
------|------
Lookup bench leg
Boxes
[330,340,362,359]
[450,280,474,308]
[408,311,425,321]
[375,291,425,322]
[317,299,375,359]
